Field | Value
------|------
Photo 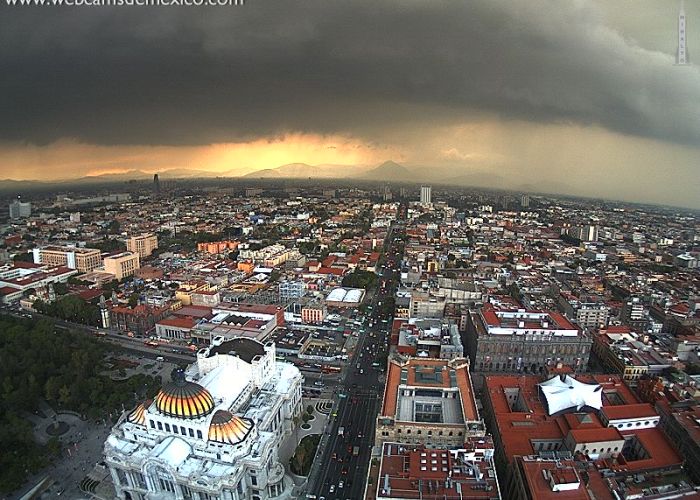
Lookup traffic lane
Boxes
[325,398,374,495]
[331,397,376,498]
[349,395,376,498]
[315,395,353,495]
[102,337,195,363]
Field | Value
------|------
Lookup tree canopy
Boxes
[0,315,160,493]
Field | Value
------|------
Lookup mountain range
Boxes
[0,161,572,196]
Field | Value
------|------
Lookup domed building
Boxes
[104,337,303,500]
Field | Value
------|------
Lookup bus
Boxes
[322,365,341,374]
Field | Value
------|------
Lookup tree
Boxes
[0,314,161,494]
[107,220,121,234]
[13,252,33,263]
[342,270,378,290]
[128,293,139,308]
[58,385,71,407]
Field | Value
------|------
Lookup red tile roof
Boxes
[601,403,657,421]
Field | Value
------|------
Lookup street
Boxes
[308,222,404,499]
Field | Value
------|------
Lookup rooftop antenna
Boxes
[677,0,690,65]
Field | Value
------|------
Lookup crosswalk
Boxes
[79,476,100,494]
[315,400,334,415]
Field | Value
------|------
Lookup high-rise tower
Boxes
[420,185,432,205]
[153,173,161,193]
[677,1,689,65]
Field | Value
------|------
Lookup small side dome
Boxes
[155,369,215,419]
[127,399,152,426]
[208,410,253,445]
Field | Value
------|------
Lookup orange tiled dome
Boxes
[208,410,253,444]
[155,380,215,420]
[127,399,152,426]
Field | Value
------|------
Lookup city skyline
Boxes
[1,0,699,210]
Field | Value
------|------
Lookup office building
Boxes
[277,280,305,300]
[621,297,647,331]
[9,198,31,219]
[420,186,432,205]
[104,251,141,280]
[375,356,485,448]
[33,245,102,273]
[104,337,303,500]
[466,305,592,373]
[566,225,598,242]
[126,233,159,259]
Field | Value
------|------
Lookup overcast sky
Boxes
[0,0,698,207]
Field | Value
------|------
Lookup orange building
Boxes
[197,240,239,254]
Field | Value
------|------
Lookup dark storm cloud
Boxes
[1,0,699,146]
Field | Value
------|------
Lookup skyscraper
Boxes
[153,173,161,194]
[678,1,689,65]
[420,185,432,205]
[9,198,31,219]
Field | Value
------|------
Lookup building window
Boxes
[149,420,155,428]
[189,428,194,437]
[197,430,202,439]
[165,423,171,432]
[157,421,163,431]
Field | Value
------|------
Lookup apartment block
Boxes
[103,251,141,280]
[126,233,158,259]
[33,245,102,273]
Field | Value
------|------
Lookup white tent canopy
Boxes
[538,375,603,416]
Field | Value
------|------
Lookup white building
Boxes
[104,337,304,500]
[420,186,432,205]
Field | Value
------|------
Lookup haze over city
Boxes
[2,2,700,499]
[1,0,699,208]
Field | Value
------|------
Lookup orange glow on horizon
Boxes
[0,134,402,181]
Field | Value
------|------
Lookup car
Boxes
[341,466,349,475]
[338,481,344,489]
[329,485,335,493]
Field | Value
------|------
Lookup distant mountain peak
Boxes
[242,162,366,179]
[357,160,412,181]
